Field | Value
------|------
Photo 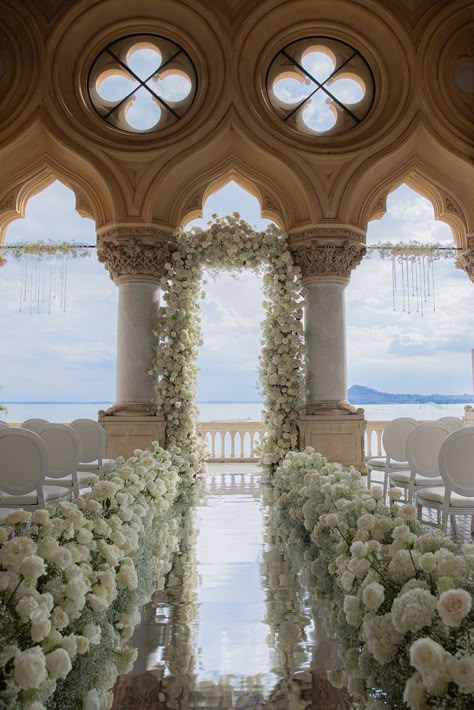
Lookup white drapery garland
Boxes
[151,214,305,473]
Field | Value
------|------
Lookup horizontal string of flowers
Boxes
[366,242,460,259]
[272,448,474,708]
[0,443,198,709]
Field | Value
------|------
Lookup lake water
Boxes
[1,401,472,423]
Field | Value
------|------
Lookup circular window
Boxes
[267,37,375,136]
[88,34,197,133]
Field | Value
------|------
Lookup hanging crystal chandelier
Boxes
[0,241,93,315]
[367,242,459,317]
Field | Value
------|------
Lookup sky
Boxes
[0,179,473,403]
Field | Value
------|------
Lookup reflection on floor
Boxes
[112,464,349,709]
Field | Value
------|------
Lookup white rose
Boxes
[409,638,446,673]
[13,647,47,689]
[399,504,417,521]
[30,608,52,643]
[53,547,73,570]
[446,655,474,693]
[20,555,46,582]
[437,589,472,627]
[83,689,101,710]
[76,636,90,655]
[340,570,355,592]
[51,606,70,630]
[32,510,50,526]
[420,553,437,573]
[82,622,101,645]
[87,593,109,612]
[5,510,31,526]
[403,672,427,709]
[16,596,38,622]
[362,582,385,611]
[388,488,402,501]
[350,541,368,558]
[45,648,72,679]
[357,514,375,531]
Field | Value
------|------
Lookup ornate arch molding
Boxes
[343,128,474,247]
[0,131,117,243]
[141,124,317,229]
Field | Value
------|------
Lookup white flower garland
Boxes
[151,214,305,473]
[272,448,474,709]
[0,444,188,710]
[366,242,459,259]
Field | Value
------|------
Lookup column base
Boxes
[98,403,166,459]
[298,406,366,472]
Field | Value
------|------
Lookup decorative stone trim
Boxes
[290,239,366,284]
[98,402,160,417]
[97,235,176,283]
[455,236,474,284]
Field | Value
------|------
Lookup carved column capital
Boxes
[96,226,177,284]
[289,232,366,285]
[456,236,474,284]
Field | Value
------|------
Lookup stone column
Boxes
[97,226,176,458]
[456,235,474,284]
[290,229,367,470]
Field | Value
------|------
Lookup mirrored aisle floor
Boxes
[112,464,350,709]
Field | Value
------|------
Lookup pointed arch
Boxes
[140,124,317,230]
[0,123,121,243]
[343,127,474,247]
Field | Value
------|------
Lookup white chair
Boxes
[437,416,464,432]
[37,424,92,497]
[0,421,9,428]
[21,418,50,433]
[417,426,474,533]
[388,422,451,503]
[70,419,113,473]
[0,429,70,510]
[367,418,417,499]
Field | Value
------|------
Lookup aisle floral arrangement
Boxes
[0,443,189,710]
[151,214,305,473]
[272,448,474,709]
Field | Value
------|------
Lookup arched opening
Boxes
[0,181,117,421]
[346,183,474,421]
[185,182,272,429]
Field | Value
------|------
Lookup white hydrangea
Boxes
[391,589,437,635]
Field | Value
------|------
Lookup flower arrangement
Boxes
[0,443,185,710]
[366,242,458,259]
[151,214,305,474]
[0,242,92,262]
[272,448,474,708]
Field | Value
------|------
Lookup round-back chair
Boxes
[437,416,464,433]
[37,423,83,497]
[0,428,48,508]
[390,421,451,504]
[70,418,110,471]
[417,426,474,533]
[21,418,50,433]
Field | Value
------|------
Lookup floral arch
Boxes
[151,214,305,473]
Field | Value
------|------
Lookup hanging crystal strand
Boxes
[407,256,411,314]
[29,255,34,316]
[431,258,436,312]
[422,256,426,302]
[48,256,53,315]
[391,254,396,310]
[62,256,68,312]
[19,257,25,311]
[36,255,40,314]
[414,256,419,313]
[401,256,406,311]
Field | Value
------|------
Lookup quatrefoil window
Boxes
[88,34,197,133]
[267,37,375,136]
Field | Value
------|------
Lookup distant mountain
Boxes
[349,385,474,405]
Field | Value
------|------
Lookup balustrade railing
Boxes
[7,419,436,462]
[197,421,266,462]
